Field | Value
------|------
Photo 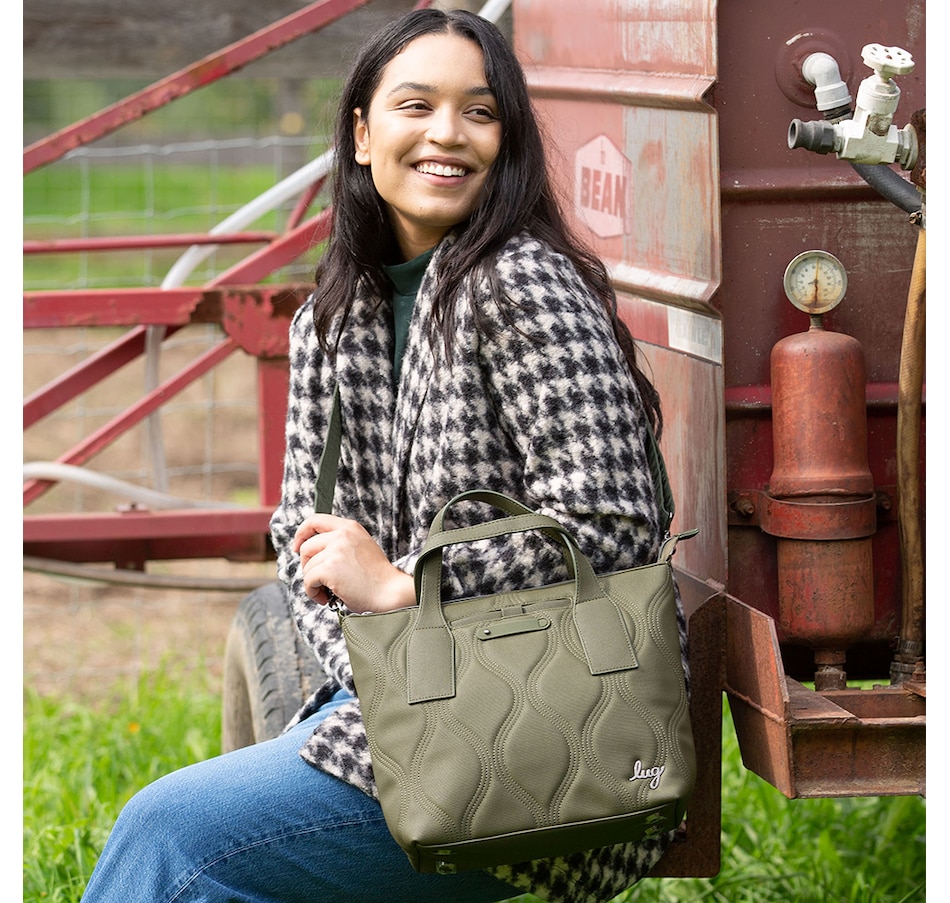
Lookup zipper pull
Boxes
[658,528,699,563]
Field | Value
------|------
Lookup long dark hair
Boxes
[312,7,661,436]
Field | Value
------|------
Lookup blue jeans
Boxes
[81,689,519,903]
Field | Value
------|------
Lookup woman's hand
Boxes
[291,514,416,613]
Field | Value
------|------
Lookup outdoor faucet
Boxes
[788,43,918,170]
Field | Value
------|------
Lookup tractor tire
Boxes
[221,581,327,753]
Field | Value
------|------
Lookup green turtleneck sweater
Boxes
[383,248,434,385]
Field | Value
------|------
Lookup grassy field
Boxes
[24,163,318,291]
[23,668,926,903]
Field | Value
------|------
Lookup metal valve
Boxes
[862,43,914,82]
[788,43,918,169]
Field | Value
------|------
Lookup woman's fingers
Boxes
[293,515,413,612]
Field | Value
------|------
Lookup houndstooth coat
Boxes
[269,232,685,903]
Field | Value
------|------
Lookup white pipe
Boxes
[477,0,512,24]
[24,555,270,592]
[801,52,852,113]
[154,150,333,490]
[23,462,240,510]
[144,325,168,491]
[161,147,335,290]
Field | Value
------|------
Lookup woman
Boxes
[81,9,681,903]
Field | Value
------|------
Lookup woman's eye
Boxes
[467,107,499,122]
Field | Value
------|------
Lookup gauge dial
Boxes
[783,250,848,314]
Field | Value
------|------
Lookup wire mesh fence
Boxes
[24,131,324,700]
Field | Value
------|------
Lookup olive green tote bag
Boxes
[317,389,696,875]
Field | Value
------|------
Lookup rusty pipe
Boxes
[891,223,926,684]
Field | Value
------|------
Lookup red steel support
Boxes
[24,326,177,428]
[24,232,276,255]
[23,507,275,565]
[24,338,239,506]
[723,595,925,798]
[649,592,724,877]
[24,288,208,330]
[23,0,374,174]
[213,210,333,286]
[258,358,293,509]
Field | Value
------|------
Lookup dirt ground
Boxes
[23,325,277,704]
[22,562,274,703]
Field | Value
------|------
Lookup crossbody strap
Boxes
[645,418,675,534]
[313,385,343,516]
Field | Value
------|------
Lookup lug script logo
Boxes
[628,760,665,790]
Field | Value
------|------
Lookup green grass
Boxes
[23,671,223,903]
[23,672,925,903]
[24,163,318,290]
[24,77,341,144]
[25,165,271,226]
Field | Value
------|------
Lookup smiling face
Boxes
[353,32,502,261]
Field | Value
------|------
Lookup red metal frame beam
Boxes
[258,359,292,508]
[23,285,310,507]
[23,209,329,427]
[24,326,170,428]
[24,287,207,330]
[221,288,309,359]
[213,208,333,285]
[25,284,311,337]
[23,507,276,565]
[288,177,327,230]
[24,209,334,330]
[24,232,277,255]
[23,0,372,174]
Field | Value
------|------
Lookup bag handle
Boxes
[645,420,675,534]
[405,489,655,703]
[414,489,602,604]
[313,385,343,516]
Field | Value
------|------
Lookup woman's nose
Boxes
[425,107,466,147]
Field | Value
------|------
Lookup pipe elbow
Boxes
[802,52,853,113]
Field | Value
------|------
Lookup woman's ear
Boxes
[353,109,371,166]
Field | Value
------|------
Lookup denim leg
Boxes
[80,689,518,903]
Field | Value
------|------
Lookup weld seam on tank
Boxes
[761,495,877,541]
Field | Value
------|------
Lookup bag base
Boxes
[413,799,687,874]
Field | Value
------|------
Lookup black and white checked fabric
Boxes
[269,232,684,903]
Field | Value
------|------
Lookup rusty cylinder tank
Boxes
[766,317,877,689]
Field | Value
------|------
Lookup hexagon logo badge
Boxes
[574,135,631,238]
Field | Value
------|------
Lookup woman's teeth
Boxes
[416,162,466,177]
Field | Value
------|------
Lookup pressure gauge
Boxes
[782,250,848,315]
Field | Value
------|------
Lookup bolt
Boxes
[734,497,755,517]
